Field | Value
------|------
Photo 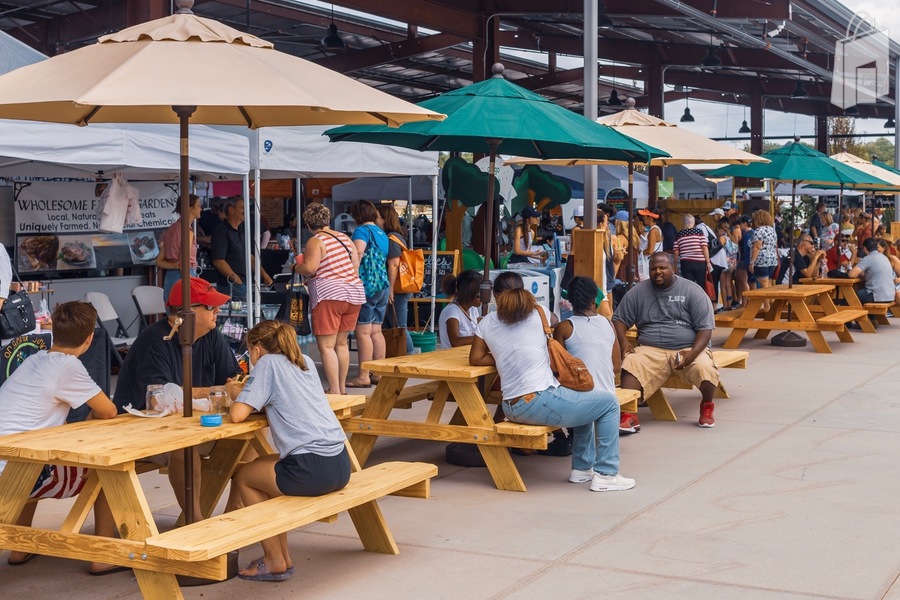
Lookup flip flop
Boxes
[7,553,37,566]
[88,565,132,576]
[345,379,372,388]
[237,557,291,582]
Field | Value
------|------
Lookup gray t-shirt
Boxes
[237,353,346,458]
[612,276,715,349]
[856,252,895,302]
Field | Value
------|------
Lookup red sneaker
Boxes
[619,412,641,434]
[699,401,715,428]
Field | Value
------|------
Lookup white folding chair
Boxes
[131,285,166,331]
[85,291,137,366]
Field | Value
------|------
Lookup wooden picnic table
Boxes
[798,277,881,332]
[0,394,436,600]
[721,284,865,353]
[347,346,549,492]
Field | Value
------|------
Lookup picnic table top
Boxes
[0,394,364,468]
[363,346,496,380]
[742,284,834,299]
[798,277,861,286]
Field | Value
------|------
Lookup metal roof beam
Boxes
[313,32,467,73]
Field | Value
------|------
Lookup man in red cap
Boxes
[113,276,241,516]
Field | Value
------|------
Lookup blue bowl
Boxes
[200,414,222,427]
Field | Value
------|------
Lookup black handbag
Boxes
[276,272,312,336]
[1,290,36,339]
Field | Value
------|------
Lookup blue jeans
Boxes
[384,292,414,352]
[217,282,247,302]
[502,386,620,475]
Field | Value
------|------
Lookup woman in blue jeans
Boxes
[469,272,634,492]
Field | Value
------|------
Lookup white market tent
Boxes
[217,125,440,324]
[0,31,46,78]
[665,165,717,199]
[0,120,250,180]
[332,175,437,203]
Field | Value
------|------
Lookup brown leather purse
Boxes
[535,308,594,392]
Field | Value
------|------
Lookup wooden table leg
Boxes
[0,461,42,525]
[60,470,101,533]
[818,292,856,343]
[753,299,785,340]
[198,438,249,518]
[789,299,831,354]
[723,298,764,349]
[97,469,184,600]
[448,381,527,492]
[425,381,451,424]
[349,376,408,466]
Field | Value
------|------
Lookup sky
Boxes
[675,0,900,151]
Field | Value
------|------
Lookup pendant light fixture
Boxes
[845,105,860,117]
[791,78,808,99]
[680,96,695,123]
[701,34,722,68]
[885,116,896,129]
[598,0,614,29]
[606,62,622,106]
[321,3,345,50]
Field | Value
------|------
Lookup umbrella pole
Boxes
[174,105,198,523]
[627,162,635,287]
[480,140,500,314]
[772,179,806,347]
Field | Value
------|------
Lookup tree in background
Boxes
[861,138,895,167]
[828,116,864,156]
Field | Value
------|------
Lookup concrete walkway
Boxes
[3,323,900,599]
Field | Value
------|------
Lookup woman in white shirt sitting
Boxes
[469,272,634,492]
[438,270,482,349]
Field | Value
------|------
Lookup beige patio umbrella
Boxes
[506,98,768,284]
[507,99,768,168]
[0,0,442,525]
[830,152,900,187]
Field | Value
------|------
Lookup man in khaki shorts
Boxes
[612,252,719,432]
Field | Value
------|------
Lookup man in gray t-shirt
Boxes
[849,238,895,303]
[612,252,720,432]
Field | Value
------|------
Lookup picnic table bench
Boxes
[798,277,881,333]
[642,349,748,421]
[0,394,436,600]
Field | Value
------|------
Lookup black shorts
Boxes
[274,446,351,496]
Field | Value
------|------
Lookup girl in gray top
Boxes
[229,320,350,582]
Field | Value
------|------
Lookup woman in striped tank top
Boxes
[294,203,365,394]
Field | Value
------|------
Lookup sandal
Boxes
[345,379,372,388]
[7,552,37,566]
[237,557,291,582]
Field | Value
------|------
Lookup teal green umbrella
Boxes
[707,141,892,187]
[709,140,894,346]
[872,158,900,177]
[327,64,668,307]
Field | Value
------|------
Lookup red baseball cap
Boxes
[167,276,231,307]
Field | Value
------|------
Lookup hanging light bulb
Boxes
[598,0,614,29]
[607,89,623,106]
[321,4,345,50]
[791,79,808,99]
[680,97,695,122]
[701,45,722,68]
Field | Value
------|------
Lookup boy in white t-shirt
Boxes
[0,301,120,574]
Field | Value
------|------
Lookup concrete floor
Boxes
[3,322,900,599]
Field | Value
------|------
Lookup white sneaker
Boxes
[590,473,636,492]
[569,469,593,483]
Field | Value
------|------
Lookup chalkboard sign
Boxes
[412,250,460,299]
